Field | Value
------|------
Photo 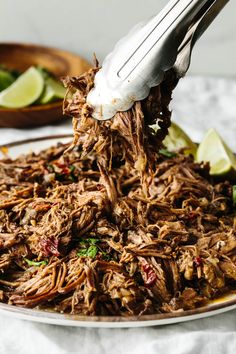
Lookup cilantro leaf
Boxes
[77,249,88,257]
[69,165,75,173]
[24,258,47,267]
[159,149,176,158]
[87,245,98,258]
[77,245,98,258]
[47,164,55,173]
[101,252,111,261]
[69,165,76,182]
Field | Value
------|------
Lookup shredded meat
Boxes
[62,63,178,192]
[0,63,236,317]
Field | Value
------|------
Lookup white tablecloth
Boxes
[1,76,236,354]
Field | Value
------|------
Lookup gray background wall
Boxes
[0,0,235,77]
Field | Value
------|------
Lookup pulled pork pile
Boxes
[0,66,236,317]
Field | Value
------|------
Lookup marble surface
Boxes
[172,75,236,150]
[1,76,236,354]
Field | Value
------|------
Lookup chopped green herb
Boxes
[78,239,87,246]
[77,249,88,257]
[77,238,102,258]
[159,149,177,158]
[101,252,111,261]
[55,173,64,181]
[69,165,76,173]
[47,164,55,173]
[78,238,99,245]
[69,165,76,182]
[233,185,236,206]
[24,258,47,267]
[77,245,98,258]
[87,245,98,258]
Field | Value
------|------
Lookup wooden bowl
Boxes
[0,43,91,128]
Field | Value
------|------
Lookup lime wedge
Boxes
[0,69,15,92]
[196,128,236,176]
[163,122,197,157]
[39,77,66,104]
[0,67,44,108]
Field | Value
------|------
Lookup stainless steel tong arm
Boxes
[175,0,229,75]
[87,0,229,120]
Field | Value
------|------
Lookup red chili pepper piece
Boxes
[61,167,70,175]
[54,162,70,175]
[142,263,157,287]
[41,237,60,257]
[54,162,67,169]
[194,256,202,267]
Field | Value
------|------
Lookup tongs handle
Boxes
[117,0,210,81]
[87,0,229,120]
[175,0,230,76]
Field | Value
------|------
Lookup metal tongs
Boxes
[87,0,229,120]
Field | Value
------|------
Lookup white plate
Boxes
[1,135,236,328]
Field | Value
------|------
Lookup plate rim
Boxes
[1,134,236,327]
[0,134,73,149]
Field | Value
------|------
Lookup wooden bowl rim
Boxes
[0,100,63,113]
[0,41,89,113]
[0,41,88,62]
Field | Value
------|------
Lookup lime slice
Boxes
[39,77,66,104]
[163,122,197,157]
[0,67,44,108]
[0,69,15,92]
[196,128,236,176]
